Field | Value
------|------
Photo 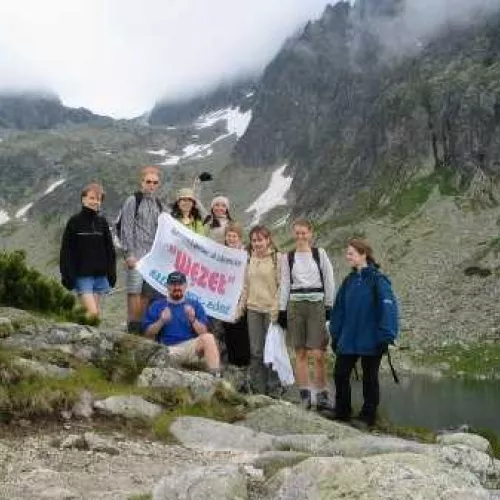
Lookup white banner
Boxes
[137,213,247,321]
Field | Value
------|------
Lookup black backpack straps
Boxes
[311,247,324,289]
[287,250,295,285]
[133,191,144,219]
[155,198,163,213]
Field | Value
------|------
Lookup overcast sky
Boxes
[0,0,332,118]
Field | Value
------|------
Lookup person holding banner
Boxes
[142,271,221,376]
[222,222,251,368]
[120,166,164,334]
[170,188,207,236]
[241,225,283,397]
[204,196,233,244]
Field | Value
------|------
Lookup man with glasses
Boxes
[120,165,163,333]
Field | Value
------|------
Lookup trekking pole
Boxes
[387,349,400,384]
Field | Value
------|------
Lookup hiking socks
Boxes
[315,389,330,411]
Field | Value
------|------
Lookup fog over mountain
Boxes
[0,0,332,118]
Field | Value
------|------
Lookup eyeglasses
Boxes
[145,180,159,185]
[179,198,193,202]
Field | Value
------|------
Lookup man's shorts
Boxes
[74,276,110,295]
[288,300,328,350]
[126,267,144,294]
[168,338,202,364]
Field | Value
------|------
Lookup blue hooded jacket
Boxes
[329,265,399,355]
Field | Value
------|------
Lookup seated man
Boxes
[142,271,221,377]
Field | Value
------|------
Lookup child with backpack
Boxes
[278,219,335,411]
[329,238,399,427]
[60,183,116,321]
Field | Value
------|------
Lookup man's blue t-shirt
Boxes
[142,297,209,346]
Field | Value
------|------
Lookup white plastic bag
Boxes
[264,323,295,386]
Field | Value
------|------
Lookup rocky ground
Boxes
[0,307,499,499]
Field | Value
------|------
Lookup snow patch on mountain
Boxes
[161,155,181,166]
[158,130,233,166]
[195,107,252,138]
[15,202,33,219]
[44,179,66,195]
[0,210,10,225]
[246,165,293,225]
[147,149,168,157]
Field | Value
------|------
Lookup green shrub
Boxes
[0,250,95,325]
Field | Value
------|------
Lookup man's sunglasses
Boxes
[145,180,159,185]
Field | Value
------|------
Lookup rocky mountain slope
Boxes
[149,79,255,126]
[234,1,500,216]
[0,92,111,130]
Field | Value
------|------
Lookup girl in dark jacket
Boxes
[329,238,398,426]
[60,183,116,320]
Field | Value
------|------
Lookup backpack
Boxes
[114,191,162,244]
[287,247,324,290]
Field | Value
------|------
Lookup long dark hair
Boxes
[348,238,380,268]
[170,201,203,222]
[206,209,233,228]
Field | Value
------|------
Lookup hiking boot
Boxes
[351,412,376,430]
[299,389,312,410]
[315,390,331,412]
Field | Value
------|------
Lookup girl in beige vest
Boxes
[240,225,282,396]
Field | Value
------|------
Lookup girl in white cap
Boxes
[204,195,233,244]
[170,188,207,235]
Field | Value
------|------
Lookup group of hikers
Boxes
[59,165,399,427]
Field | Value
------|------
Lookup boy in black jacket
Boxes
[60,183,116,320]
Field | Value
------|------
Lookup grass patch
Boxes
[412,342,500,379]
[127,494,152,500]
[375,415,437,443]
[376,170,461,221]
[472,428,500,459]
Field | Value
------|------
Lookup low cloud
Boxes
[0,0,331,117]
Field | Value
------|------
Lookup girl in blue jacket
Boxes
[329,238,398,426]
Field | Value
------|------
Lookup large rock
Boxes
[241,404,361,439]
[272,434,335,454]
[93,395,163,420]
[0,310,168,369]
[433,445,500,489]
[14,357,73,378]
[328,434,431,458]
[437,433,491,454]
[137,367,217,403]
[170,416,275,453]
[264,454,489,500]
[153,465,247,500]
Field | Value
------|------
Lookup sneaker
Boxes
[315,390,331,412]
[299,389,312,410]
